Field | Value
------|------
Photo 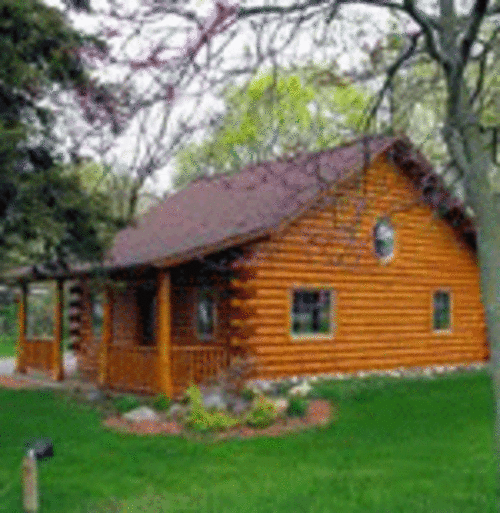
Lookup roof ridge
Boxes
[172,133,401,194]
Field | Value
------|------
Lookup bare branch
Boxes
[402,0,446,63]
[461,0,490,65]
[238,0,330,18]
[362,31,422,130]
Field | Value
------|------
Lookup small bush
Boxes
[276,381,291,396]
[151,394,172,412]
[240,388,256,402]
[113,395,140,414]
[287,397,309,418]
[184,384,203,407]
[186,408,239,432]
[245,395,278,428]
[184,384,239,432]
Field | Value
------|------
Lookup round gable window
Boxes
[374,218,394,259]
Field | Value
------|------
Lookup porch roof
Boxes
[2,134,476,283]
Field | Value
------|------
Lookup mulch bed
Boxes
[0,375,333,439]
[103,400,333,440]
[0,375,44,390]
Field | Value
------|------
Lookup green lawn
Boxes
[0,335,74,359]
[0,334,17,358]
[0,371,496,512]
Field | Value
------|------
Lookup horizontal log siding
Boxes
[170,282,232,389]
[171,283,231,347]
[112,287,139,348]
[76,282,139,381]
[75,280,99,381]
[171,286,196,346]
[233,155,487,379]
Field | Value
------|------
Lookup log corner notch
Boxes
[157,269,172,398]
[53,280,64,381]
[15,283,27,374]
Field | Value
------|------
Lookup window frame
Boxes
[373,217,395,263]
[194,287,217,341]
[431,289,453,333]
[289,286,336,341]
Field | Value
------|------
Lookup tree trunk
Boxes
[474,208,500,499]
[443,106,500,497]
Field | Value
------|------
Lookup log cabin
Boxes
[3,135,488,397]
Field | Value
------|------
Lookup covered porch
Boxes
[15,267,234,397]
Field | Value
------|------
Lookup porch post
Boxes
[99,285,113,387]
[15,283,27,374]
[157,270,172,397]
[53,280,64,381]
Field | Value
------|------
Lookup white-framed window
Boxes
[291,289,334,338]
[374,217,394,259]
[195,288,216,340]
[432,290,452,332]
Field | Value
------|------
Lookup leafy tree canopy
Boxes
[173,67,372,190]
[64,159,161,223]
[0,0,116,272]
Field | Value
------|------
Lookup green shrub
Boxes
[151,394,172,412]
[186,408,239,432]
[276,381,291,396]
[184,384,240,432]
[287,397,309,418]
[184,384,203,407]
[245,395,278,428]
[113,395,140,414]
[240,387,256,402]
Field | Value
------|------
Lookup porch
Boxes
[15,270,233,397]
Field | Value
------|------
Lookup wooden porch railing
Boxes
[171,345,230,393]
[106,346,159,394]
[103,345,231,396]
[20,338,58,375]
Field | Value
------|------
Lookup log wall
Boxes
[75,277,234,392]
[77,281,142,382]
[170,284,230,348]
[76,281,99,381]
[231,154,488,379]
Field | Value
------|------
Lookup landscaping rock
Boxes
[201,389,228,410]
[230,397,251,416]
[85,389,105,402]
[168,404,189,421]
[289,382,312,397]
[272,398,289,416]
[123,406,160,423]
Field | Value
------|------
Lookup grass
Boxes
[0,334,17,358]
[0,335,74,359]
[0,370,496,512]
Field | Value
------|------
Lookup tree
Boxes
[62,0,500,496]
[64,159,161,223]
[173,67,372,189]
[0,0,123,272]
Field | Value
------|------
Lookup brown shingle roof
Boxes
[2,134,476,282]
[108,135,400,268]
